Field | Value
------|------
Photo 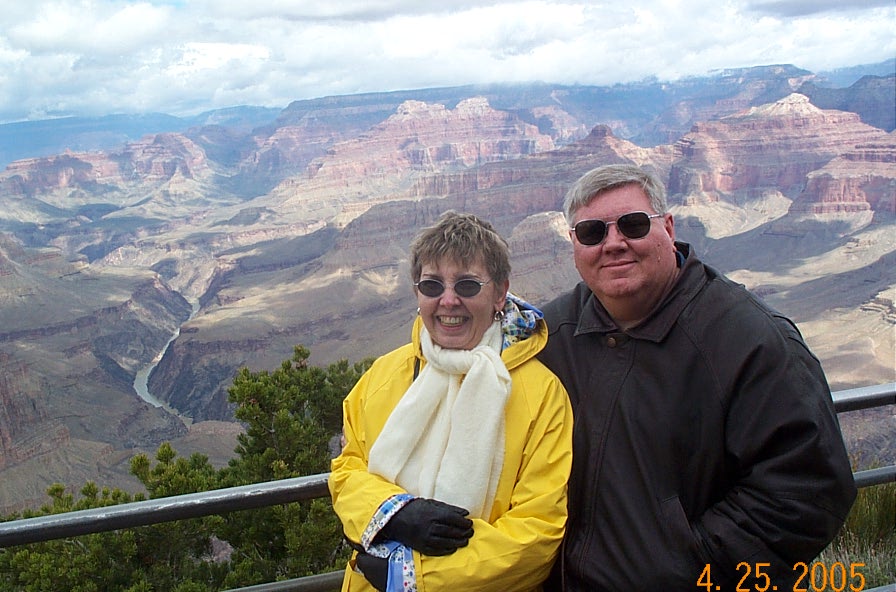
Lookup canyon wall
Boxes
[0,69,893,511]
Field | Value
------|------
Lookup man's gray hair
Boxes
[563,164,668,224]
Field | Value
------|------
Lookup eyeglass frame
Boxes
[414,278,491,298]
[570,211,664,246]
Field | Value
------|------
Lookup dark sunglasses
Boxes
[415,278,490,298]
[571,211,663,246]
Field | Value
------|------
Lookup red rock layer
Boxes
[792,132,896,214]
[667,94,889,204]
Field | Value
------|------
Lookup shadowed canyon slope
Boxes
[0,65,894,512]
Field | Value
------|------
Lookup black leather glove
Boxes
[356,552,388,592]
[379,497,473,555]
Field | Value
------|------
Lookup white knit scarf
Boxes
[367,321,511,519]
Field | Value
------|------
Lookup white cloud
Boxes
[165,43,271,77]
[0,0,892,122]
[8,1,172,54]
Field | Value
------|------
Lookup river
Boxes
[133,299,199,417]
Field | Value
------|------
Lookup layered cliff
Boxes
[407,124,670,199]
[0,234,192,508]
[0,354,68,472]
[667,94,889,204]
[0,69,893,509]
[0,133,213,203]
[147,97,563,419]
[260,97,556,225]
[791,132,896,214]
[143,93,896,424]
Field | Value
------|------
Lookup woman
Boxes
[329,211,573,592]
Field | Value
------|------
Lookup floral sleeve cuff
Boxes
[360,493,418,592]
[361,492,414,549]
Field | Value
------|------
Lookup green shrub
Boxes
[818,480,896,588]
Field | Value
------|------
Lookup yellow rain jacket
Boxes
[329,315,573,592]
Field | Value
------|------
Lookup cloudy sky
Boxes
[1,0,893,123]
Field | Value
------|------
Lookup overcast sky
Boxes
[1,0,893,123]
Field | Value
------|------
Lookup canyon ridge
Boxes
[0,63,893,512]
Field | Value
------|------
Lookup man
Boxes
[538,164,857,591]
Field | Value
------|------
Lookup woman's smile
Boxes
[437,315,467,327]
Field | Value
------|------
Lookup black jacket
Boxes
[538,243,856,592]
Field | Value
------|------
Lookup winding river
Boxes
[133,300,199,416]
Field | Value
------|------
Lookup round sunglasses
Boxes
[571,211,663,246]
[415,278,491,298]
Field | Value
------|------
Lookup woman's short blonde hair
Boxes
[409,211,510,285]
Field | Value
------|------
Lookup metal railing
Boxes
[1,382,893,592]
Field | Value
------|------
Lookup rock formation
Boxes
[0,69,893,511]
[791,131,896,214]
[260,97,556,225]
[667,94,889,204]
[0,233,192,510]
